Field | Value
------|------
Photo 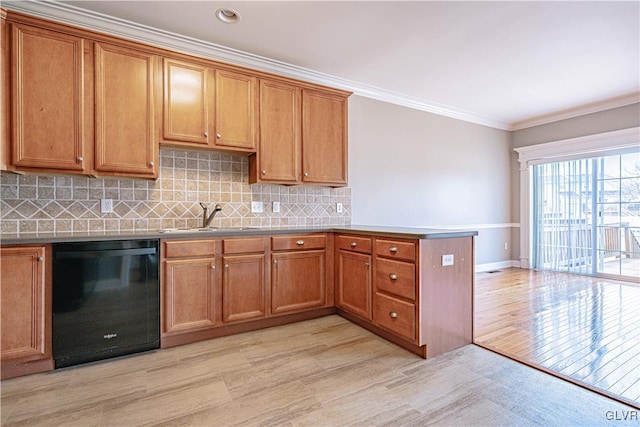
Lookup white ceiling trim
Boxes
[511,93,640,131]
[4,0,514,130]
[6,1,636,132]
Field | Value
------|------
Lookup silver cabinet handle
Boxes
[216,133,222,139]
[77,156,83,162]
[211,265,216,270]
[365,262,370,268]
[224,264,229,269]
[149,162,154,167]
[261,170,266,175]
[389,274,398,280]
[389,312,398,319]
[204,132,209,137]
[296,240,305,245]
[389,247,398,253]
[304,172,308,177]
[37,256,44,262]
[350,242,357,247]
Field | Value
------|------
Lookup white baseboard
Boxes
[475,260,521,273]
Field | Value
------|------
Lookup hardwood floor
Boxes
[1,315,637,426]
[475,268,640,409]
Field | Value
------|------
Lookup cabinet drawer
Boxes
[336,235,372,254]
[164,239,216,258]
[373,292,415,342]
[375,258,415,301]
[223,237,265,254]
[375,239,416,262]
[271,234,326,251]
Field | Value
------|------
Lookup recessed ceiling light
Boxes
[215,8,240,24]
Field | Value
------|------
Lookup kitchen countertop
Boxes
[0,225,478,245]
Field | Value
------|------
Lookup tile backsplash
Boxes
[0,149,351,234]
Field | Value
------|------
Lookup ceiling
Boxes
[10,1,640,130]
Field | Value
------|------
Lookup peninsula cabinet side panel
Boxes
[420,237,474,358]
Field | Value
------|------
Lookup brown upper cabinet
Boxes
[9,23,87,174]
[301,89,348,186]
[2,10,350,184]
[250,83,348,187]
[162,57,257,153]
[3,18,159,179]
[94,42,159,178]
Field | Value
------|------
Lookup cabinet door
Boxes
[1,246,50,365]
[253,79,300,183]
[94,42,158,178]
[301,89,347,186]
[272,250,326,314]
[222,254,266,322]
[337,250,372,320]
[163,58,211,145]
[163,258,215,335]
[214,69,256,150]
[11,24,85,172]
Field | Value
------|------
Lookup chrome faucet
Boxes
[199,203,222,228]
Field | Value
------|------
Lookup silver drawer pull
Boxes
[296,240,305,245]
[224,264,229,269]
[350,242,357,247]
[216,133,222,139]
[389,247,398,253]
[389,274,398,280]
[37,256,44,262]
[389,311,399,319]
[211,265,216,270]
[77,156,83,162]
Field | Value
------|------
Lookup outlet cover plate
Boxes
[336,203,343,213]
[251,201,264,213]
[442,254,454,266]
[273,201,280,213]
[100,199,113,213]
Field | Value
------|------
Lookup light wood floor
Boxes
[1,315,637,426]
[475,268,640,409]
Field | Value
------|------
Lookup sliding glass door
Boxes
[533,152,640,280]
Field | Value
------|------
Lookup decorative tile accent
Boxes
[0,149,351,234]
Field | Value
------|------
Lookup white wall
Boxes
[348,96,513,266]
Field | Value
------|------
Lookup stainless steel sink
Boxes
[157,227,259,233]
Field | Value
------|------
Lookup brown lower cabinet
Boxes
[162,239,217,336]
[0,245,53,379]
[1,231,473,377]
[336,233,474,359]
[160,233,333,348]
[222,237,267,322]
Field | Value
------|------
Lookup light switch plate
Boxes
[100,199,113,213]
[442,254,454,266]
[251,201,264,213]
[273,201,280,213]
[336,203,343,213]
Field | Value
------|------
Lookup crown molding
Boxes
[511,93,640,131]
[4,0,514,131]
[4,1,634,133]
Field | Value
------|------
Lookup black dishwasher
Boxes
[52,240,160,368]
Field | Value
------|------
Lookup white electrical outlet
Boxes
[336,202,343,213]
[273,201,280,213]
[251,201,264,213]
[504,242,509,250]
[442,254,454,266]
[100,199,113,214]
